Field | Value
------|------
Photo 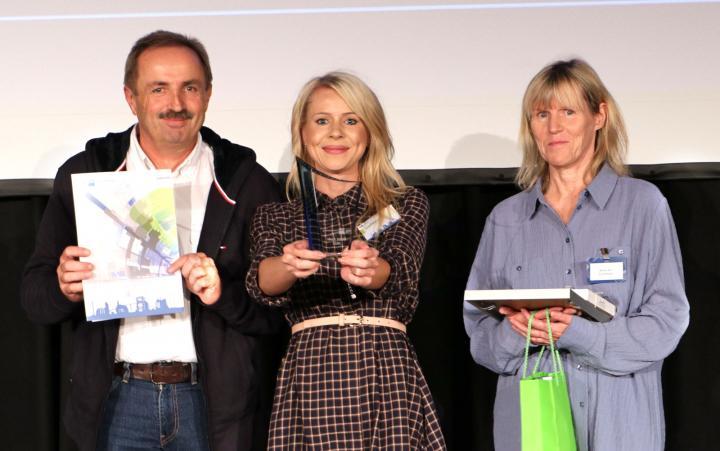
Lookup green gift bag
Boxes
[520,309,577,451]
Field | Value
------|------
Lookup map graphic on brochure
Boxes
[72,170,184,322]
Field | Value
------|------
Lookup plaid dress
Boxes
[246,185,446,450]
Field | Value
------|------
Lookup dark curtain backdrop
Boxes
[2,164,718,450]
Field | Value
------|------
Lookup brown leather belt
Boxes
[114,362,193,384]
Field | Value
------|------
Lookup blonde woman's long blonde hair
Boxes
[286,71,406,221]
[516,59,629,190]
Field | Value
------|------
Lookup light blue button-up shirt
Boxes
[464,165,689,451]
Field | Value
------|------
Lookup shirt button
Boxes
[566,269,572,275]
[577,364,583,370]
[565,237,570,243]
[516,266,522,271]
[579,401,585,408]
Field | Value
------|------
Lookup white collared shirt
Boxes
[115,125,214,363]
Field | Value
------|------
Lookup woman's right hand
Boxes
[280,240,326,279]
[258,240,326,296]
[499,305,578,345]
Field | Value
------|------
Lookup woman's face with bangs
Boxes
[529,87,606,174]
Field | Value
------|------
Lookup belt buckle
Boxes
[150,362,168,385]
[348,313,362,328]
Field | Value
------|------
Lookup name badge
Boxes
[587,247,626,283]
[357,205,400,240]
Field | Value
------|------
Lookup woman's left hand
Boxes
[337,240,381,288]
[168,252,222,305]
[500,306,577,345]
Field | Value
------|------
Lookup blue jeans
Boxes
[96,376,210,450]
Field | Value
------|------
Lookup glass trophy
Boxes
[296,158,322,250]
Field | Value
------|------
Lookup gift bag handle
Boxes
[521,308,564,378]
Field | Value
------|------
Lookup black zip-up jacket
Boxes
[21,126,283,450]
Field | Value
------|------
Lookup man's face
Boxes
[124,45,211,156]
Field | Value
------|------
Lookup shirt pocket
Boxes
[497,256,557,289]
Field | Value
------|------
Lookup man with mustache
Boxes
[21,30,282,450]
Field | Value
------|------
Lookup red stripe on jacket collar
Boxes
[213,177,236,205]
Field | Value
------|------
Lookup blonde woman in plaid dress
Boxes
[246,72,446,450]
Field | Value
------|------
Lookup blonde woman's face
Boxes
[530,95,605,174]
[301,87,368,180]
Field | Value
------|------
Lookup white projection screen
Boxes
[1,0,719,180]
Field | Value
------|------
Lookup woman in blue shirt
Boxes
[464,59,689,451]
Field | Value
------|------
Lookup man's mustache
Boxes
[158,110,193,120]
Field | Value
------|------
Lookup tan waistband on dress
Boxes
[291,314,406,334]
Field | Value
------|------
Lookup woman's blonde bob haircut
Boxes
[286,71,405,219]
[516,59,629,190]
